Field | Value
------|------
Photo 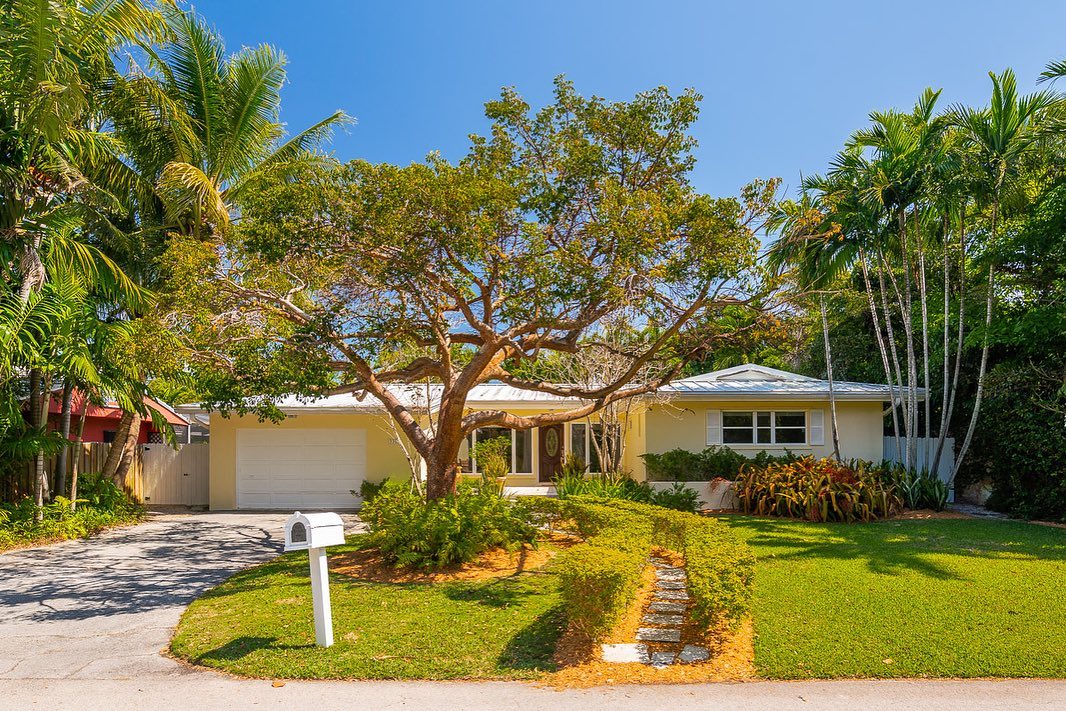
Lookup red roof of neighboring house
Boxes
[46,389,189,426]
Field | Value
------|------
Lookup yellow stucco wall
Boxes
[638,400,885,479]
[209,399,887,506]
[209,412,414,510]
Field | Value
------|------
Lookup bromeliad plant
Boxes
[736,457,902,522]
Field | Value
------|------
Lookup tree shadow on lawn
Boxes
[496,605,567,673]
[721,517,1066,581]
[192,635,313,664]
[441,571,554,608]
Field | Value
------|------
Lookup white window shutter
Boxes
[809,409,825,446]
[706,410,722,446]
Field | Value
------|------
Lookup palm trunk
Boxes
[932,208,966,475]
[952,198,999,485]
[30,369,44,520]
[877,255,911,462]
[55,382,74,497]
[69,404,89,511]
[918,244,932,470]
[113,411,142,494]
[897,210,919,472]
[102,410,136,483]
[860,250,902,462]
[820,295,841,460]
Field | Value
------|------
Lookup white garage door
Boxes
[236,428,366,509]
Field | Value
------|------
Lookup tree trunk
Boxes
[820,296,841,460]
[113,411,142,493]
[55,382,74,497]
[932,209,966,475]
[877,256,911,460]
[69,404,89,511]
[953,198,999,485]
[425,458,459,500]
[860,251,902,462]
[29,369,44,520]
[918,245,932,468]
[102,410,137,483]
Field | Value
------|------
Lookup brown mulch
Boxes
[546,547,755,688]
[896,508,971,520]
[330,532,576,584]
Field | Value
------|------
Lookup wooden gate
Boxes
[140,442,209,506]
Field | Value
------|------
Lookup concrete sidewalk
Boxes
[2,676,1064,710]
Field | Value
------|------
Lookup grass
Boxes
[719,516,1066,679]
[170,535,565,680]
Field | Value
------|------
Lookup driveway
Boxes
[1,513,1063,710]
[0,511,359,680]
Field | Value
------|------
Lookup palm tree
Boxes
[80,6,351,483]
[99,5,351,244]
[949,69,1059,483]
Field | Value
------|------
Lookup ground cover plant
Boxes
[0,473,142,552]
[553,467,703,512]
[736,456,902,522]
[722,516,1066,678]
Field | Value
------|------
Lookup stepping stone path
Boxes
[600,555,710,668]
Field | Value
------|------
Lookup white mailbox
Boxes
[284,511,345,551]
[283,511,346,648]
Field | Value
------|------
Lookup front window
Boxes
[459,427,533,475]
[569,422,619,473]
[723,411,806,445]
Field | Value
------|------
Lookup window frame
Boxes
[720,410,807,446]
[461,427,534,475]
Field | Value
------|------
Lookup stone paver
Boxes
[649,651,676,668]
[642,613,684,625]
[655,568,686,581]
[679,644,710,663]
[636,627,681,643]
[657,579,686,590]
[601,643,649,664]
[648,601,686,613]
[654,589,689,600]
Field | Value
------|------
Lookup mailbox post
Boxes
[284,511,346,648]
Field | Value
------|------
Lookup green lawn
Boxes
[172,518,1066,681]
[170,537,565,680]
[720,517,1066,679]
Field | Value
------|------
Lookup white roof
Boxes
[179,364,912,415]
[659,363,915,401]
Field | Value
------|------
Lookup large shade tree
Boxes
[173,80,775,499]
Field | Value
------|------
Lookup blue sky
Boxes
[193,1,1066,198]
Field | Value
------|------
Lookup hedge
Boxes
[550,497,755,640]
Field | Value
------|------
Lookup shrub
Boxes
[356,478,389,504]
[0,476,142,552]
[550,498,755,639]
[642,446,797,482]
[897,469,949,511]
[736,456,902,522]
[553,500,654,640]
[360,480,537,569]
[684,521,756,628]
[553,471,654,503]
[650,482,703,513]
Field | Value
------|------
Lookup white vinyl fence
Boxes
[882,436,955,488]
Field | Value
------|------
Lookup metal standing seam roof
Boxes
[184,364,916,415]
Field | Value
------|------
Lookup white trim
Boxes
[809,409,825,446]
[720,409,807,446]
[706,410,722,445]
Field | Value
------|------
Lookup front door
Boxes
[538,424,563,482]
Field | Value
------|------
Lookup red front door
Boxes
[538,424,563,482]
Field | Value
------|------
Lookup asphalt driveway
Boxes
[0,511,353,680]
